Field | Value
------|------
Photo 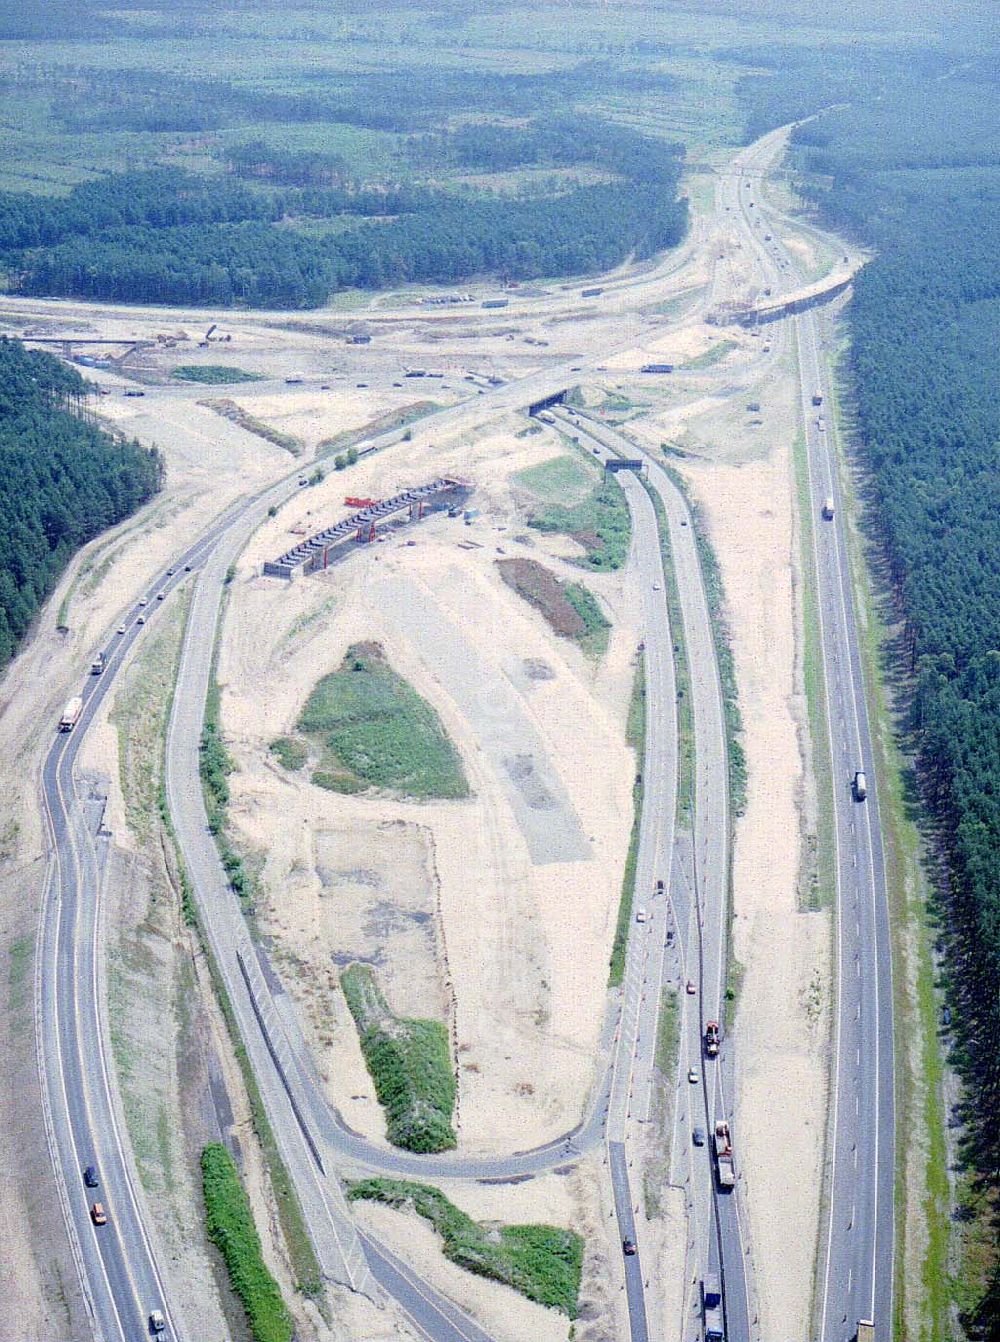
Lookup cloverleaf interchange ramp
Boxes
[32,123,891,1342]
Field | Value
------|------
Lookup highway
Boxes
[727,137,895,1341]
[31,118,889,1342]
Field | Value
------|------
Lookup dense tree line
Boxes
[0,339,162,664]
[753,58,1000,1333]
[4,171,686,308]
[412,115,685,186]
[13,184,687,305]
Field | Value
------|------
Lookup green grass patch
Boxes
[609,650,650,987]
[521,459,631,571]
[347,1178,583,1317]
[295,642,468,800]
[269,736,307,771]
[340,964,456,1153]
[8,935,32,1015]
[609,772,643,988]
[723,955,745,1032]
[201,1143,294,1342]
[792,427,835,910]
[172,365,264,384]
[679,339,737,371]
[654,987,681,1075]
[563,582,611,655]
[200,654,258,911]
[513,453,597,507]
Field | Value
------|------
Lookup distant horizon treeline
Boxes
[0,338,162,665]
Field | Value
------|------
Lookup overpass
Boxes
[708,271,854,327]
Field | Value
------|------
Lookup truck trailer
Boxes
[702,1276,725,1342]
[713,1120,735,1189]
[59,696,83,732]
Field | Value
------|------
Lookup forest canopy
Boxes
[0,339,162,664]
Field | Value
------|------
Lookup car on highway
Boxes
[136,615,146,625]
[622,1237,637,1256]
[90,1202,107,1226]
[688,1066,700,1084]
[692,1126,705,1146]
[117,625,127,635]
[184,564,192,572]
[138,597,148,607]
[652,581,661,591]
[686,979,696,994]
[635,906,648,924]
[166,567,175,575]
[157,591,166,601]
[83,1165,99,1187]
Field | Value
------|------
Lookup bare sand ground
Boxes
[630,356,829,1338]
[220,423,638,1153]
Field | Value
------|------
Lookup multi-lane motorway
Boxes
[33,120,892,1342]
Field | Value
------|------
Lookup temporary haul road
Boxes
[32,120,893,1342]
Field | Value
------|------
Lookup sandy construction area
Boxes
[219,422,639,1153]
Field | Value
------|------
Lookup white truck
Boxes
[853,770,868,801]
[59,696,83,732]
[822,496,835,520]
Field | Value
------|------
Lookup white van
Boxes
[635,906,649,924]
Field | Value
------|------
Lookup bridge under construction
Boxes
[262,477,472,579]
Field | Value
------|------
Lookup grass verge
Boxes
[201,1143,294,1342]
[347,1178,583,1317]
[172,365,263,384]
[609,650,650,987]
[341,964,456,1152]
[292,641,468,799]
[644,483,695,824]
[679,339,737,371]
[202,398,302,455]
[792,427,836,911]
[660,462,746,815]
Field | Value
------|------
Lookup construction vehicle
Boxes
[705,1021,720,1056]
[702,1276,725,1341]
[90,652,106,676]
[713,1120,735,1189]
[640,362,674,373]
[59,696,83,732]
[812,391,823,406]
[822,496,835,520]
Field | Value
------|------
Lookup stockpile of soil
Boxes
[496,557,585,639]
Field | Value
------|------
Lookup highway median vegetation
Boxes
[291,641,469,799]
[340,964,456,1153]
[346,1178,583,1317]
[200,1143,293,1342]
